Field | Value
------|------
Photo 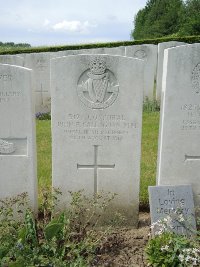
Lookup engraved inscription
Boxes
[0,73,22,103]
[58,113,137,142]
[0,74,12,81]
[192,63,200,94]
[180,104,200,130]
[134,50,147,59]
[36,58,48,71]
[0,139,15,154]
[77,57,119,109]
[77,145,115,193]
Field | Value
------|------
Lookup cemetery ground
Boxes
[35,111,159,266]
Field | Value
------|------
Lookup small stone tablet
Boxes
[149,185,196,235]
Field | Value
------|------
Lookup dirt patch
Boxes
[92,212,151,267]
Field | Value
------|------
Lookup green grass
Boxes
[140,112,160,205]
[36,120,52,192]
[36,111,160,205]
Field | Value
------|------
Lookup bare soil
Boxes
[92,212,151,267]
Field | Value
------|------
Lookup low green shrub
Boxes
[143,98,160,113]
[0,35,199,55]
[0,189,122,266]
[36,112,51,120]
[145,212,200,267]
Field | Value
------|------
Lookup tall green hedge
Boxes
[0,35,199,55]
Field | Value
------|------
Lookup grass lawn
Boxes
[36,111,160,206]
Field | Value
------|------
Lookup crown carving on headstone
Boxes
[89,57,106,75]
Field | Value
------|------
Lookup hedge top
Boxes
[0,35,200,55]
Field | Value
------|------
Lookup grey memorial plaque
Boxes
[149,185,196,235]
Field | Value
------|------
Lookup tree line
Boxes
[131,0,200,40]
[0,42,31,48]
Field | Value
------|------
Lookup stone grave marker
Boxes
[51,54,144,226]
[52,46,125,58]
[126,44,157,100]
[157,43,200,207]
[0,64,37,212]
[0,55,24,66]
[149,185,196,235]
[24,52,52,113]
[156,41,186,101]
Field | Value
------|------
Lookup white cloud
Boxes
[43,19,51,27]
[52,20,96,34]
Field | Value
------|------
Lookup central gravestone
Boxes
[51,55,144,226]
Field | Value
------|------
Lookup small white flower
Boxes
[178,254,184,262]
[161,245,169,251]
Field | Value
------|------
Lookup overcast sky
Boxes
[1,0,147,47]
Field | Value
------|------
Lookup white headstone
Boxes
[0,64,37,212]
[0,55,24,66]
[52,46,125,58]
[51,54,144,226]
[24,53,51,113]
[157,43,200,206]
[156,41,186,101]
[126,44,157,100]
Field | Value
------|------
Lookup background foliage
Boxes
[132,0,200,40]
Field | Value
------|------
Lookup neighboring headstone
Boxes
[0,55,24,66]
[126,44,157,100]
[51,54,144,226]
[157,43,200,206]
[0,64,37,212]
[156,41,186,101]
[52,46,125,58]
[24,52,51,113]
[149,185,196,235]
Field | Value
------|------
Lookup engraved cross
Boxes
[35,84,48,106]
[77,145,115,194]
[185,154,200,161]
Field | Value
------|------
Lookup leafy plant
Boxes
[146,212,200,267]
[0,189,122,266]
[143,97,160,113]
[36,112,51,120]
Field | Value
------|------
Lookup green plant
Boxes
[146,213,200,267]
[0,189,121,266]
[36,112,51,120]
[143,97,160,112]
[0,35,199,55]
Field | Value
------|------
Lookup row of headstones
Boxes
[0,41,187,113]
[0,43,199,230]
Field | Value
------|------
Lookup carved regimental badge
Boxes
[77,57,119,109]
[134,50,147,60]
[0,139,15,154]
[192,63,200,94]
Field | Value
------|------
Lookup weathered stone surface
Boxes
[0,55,24,66]
[24,53,51,113]
[51,46,125,58]
[51,54,144,226]
[0,64,37,212]
[126,44,157,100]
[156,41,186,101]
[157,44,200,207]
[149,185,196,235]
